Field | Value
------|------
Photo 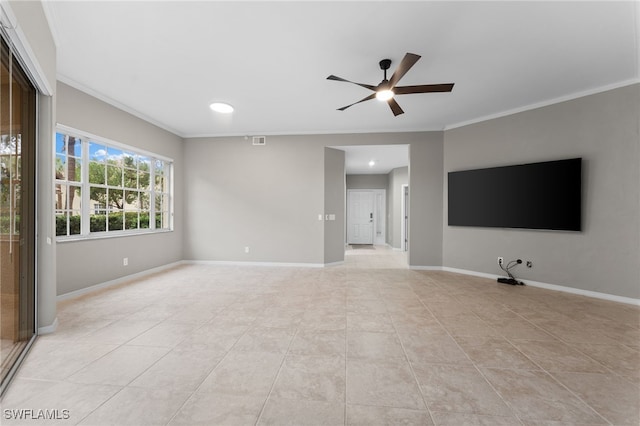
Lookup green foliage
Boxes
[55,212,160,236]
[1,153,19,204]
[0,214,20,234]
[55,214,80,236]
[88,158,150,210]
[55,156,81,182]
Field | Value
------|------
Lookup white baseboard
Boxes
[440,267,494,279]
[384,243,404,252]
[187,259,343,267]
[38,317,58,335]
[441,267,640,306]
[184,260,326,268]
[57,261,185,301]
[409,265,444,271]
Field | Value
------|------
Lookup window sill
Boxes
[56,228,173,243]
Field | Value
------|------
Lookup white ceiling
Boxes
[338,145,409,175]
[45,1,638,139]
[44,1,637,172]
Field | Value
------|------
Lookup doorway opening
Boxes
[334,144,409,265]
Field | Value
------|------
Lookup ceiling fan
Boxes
[327,53,454,116]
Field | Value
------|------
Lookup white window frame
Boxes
[55,124,173,241]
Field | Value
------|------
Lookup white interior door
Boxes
[347,191,374,244]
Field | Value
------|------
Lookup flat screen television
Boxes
[448,158,582,231]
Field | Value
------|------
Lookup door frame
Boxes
[372,189,386,245]
[401,184,409,252]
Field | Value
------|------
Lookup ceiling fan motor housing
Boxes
[379,59,392,86]
[379,59,392,71]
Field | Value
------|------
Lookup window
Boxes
[55,127,173,238]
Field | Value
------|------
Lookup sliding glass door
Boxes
[0,35,37,395]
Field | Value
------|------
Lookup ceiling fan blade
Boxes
[337,93,377,111]
[394,83,455,95]
[388,53,421,88]
[387,98,404,116]
[327,75,376,91]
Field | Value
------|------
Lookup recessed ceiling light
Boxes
[209,102,234,113]
[368,160,376,167]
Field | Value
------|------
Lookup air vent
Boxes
[252,136,266,146]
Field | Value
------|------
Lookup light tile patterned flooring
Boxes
[1,246,639,425]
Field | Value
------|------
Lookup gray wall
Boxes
[346,174,388,190]
[184,132,444,266]
[8,0,56,91]
[324,148,345,264]
[409,137,444,266]
[55,83,184,295]
[443,84,640,299]
[388,167,408,249]
[183,135,326,264]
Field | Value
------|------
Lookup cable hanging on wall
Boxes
[497,258,525,286]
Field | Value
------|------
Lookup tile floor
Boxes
[1,246,638,425]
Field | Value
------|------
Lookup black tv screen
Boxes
[448,158,582,231]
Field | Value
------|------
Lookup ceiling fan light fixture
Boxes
[209,102,234,114]
[376,89,394,101]
[327,53,454,116]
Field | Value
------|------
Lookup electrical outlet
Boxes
[497,257,504,265]
[526,260,533,268]
[123,257,128,266]
[244,247,250,254]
